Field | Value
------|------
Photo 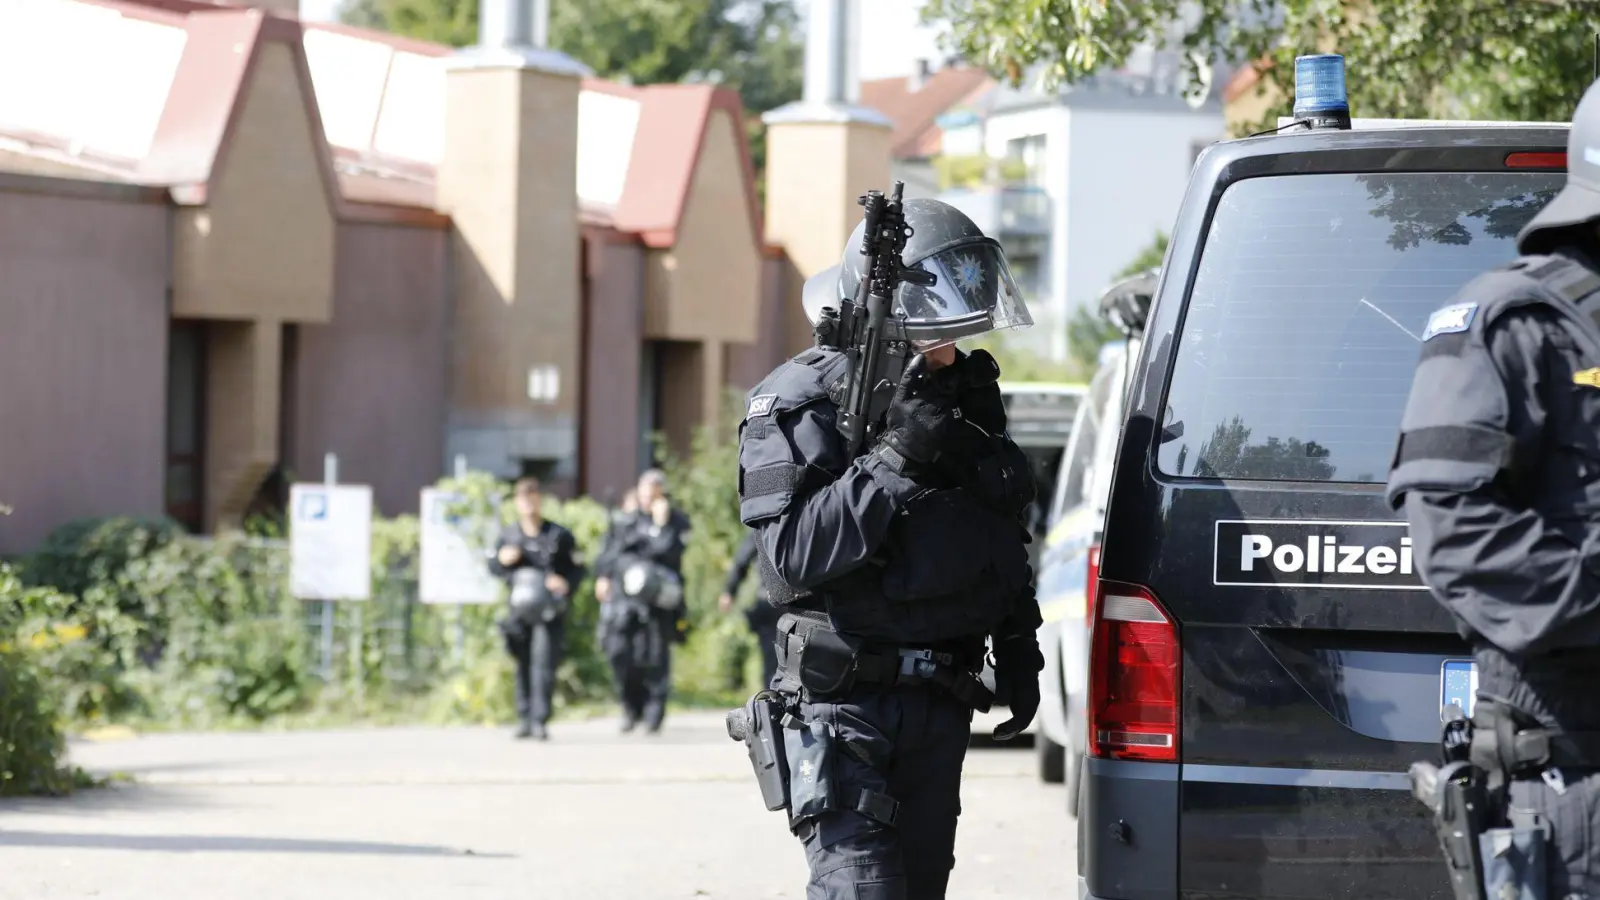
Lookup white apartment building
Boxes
[934,52,1227,360]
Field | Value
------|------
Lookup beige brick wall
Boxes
[764,120,891,358]
[171,41,335,324]
[439,66,581,422]
[204,319,282,531]
[644,109,761,344]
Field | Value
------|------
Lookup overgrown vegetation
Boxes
[0,413,765,783]
[924,0,1597,135]
[933,154,1033,192]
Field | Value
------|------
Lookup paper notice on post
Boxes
[419,489,502,605]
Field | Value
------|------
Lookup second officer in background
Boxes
[595,469,691,734]
[489,476,582,741]
[720,531,782,689]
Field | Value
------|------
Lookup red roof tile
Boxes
[860,67,994,159]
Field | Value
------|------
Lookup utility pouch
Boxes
[795,626,856,695]
[784,713,839,824]
[1479,812,1549,900]
[724,692,791,813]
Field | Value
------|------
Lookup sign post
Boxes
[290,454,372,682]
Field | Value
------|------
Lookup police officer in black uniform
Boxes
[488,476,582,741]
[1389,84,1600,900]
[595,469,691,735]
[720,531,782,688]
[735,198,1043,899]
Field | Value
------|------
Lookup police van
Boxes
[1079,54,1567,900]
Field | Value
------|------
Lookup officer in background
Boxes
[488,477,582,741]
[719,531,782,688]
[736,199,1043,899]
[595,469,691,734]
[1388,83,1600,900]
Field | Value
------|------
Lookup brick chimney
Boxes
[762,0,892,358]
[435,0,592,482]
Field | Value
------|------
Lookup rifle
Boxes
[816,182,937,459]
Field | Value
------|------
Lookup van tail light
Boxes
[1088,580,1180,762]
[1084,544,1102,630]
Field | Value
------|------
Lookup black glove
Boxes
[876,355,958,476]
[990,635,1044,741]
[946,349,1006,436]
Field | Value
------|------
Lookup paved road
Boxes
[0,712,1077,899]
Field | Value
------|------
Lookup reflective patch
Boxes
[1575,368,1600,388]
[1421,303,1477,341]
[747,394,778,417]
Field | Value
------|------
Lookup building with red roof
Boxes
[0,0,789,551]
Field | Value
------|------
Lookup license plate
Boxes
[1440,659,1477,721]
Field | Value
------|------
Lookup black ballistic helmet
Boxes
[801,198,1032,350]
[1519,79,1600,254]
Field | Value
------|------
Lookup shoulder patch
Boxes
[747,394,778,418]
[1422,303,1478,341]
[1575,368,1600,388]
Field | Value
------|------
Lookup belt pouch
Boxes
[1479,815,1548,900]
[785,714,839,824]
[796,626,856,695]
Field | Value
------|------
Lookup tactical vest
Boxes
[1390,252,1600,726]
[738,348,1032,647]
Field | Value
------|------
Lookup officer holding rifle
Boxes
[727,185,1042,899]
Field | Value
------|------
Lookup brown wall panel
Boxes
[293,222,449,517]
[727,251,794,392]
[580,232,645,504]
[0,187,169,554]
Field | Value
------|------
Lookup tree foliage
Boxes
[923,0,1600,129]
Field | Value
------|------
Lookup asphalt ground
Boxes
[0,710,1077,900]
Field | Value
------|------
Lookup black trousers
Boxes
[503,615,563,726]
[1505,771,1600,899]
[790,685,972,900]
[608,611,672,729]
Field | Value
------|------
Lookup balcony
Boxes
[937,186,1053,238]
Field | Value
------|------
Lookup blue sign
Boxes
[300,491,329,521]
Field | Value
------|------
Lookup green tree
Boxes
[338,0,803,183]
[922,0,1598,131]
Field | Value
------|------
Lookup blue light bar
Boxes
[1293,53,1350,124]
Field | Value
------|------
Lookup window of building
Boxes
[1005,134,1048,186]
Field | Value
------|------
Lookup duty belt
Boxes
[774,613,995,711]
[1470,698,1600,786]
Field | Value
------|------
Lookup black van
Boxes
[1081,125,1568,900]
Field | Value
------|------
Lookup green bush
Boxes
[0,565,81,795]
[12,436,762,734]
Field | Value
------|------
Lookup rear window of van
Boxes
[1158,171,1562,483]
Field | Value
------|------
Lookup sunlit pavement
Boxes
[0,712,1076,900]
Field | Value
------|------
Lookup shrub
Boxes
[0,565,80,795]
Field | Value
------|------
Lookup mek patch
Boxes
[1421,303,1477,341]
[747,394,778,418]
[1575,368,1600,388]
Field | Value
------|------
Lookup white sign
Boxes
[527,364,561,403]
[289,484,373,601]
[419,489,503,605]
